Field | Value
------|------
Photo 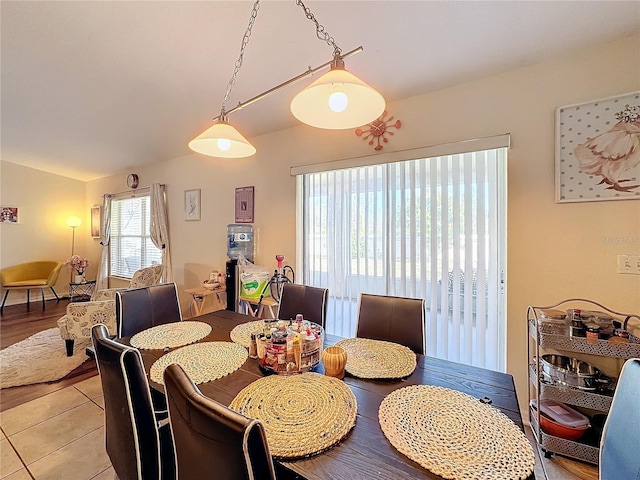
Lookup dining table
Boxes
[125,309,536,480]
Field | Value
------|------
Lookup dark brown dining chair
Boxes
[355,293,426,354]
[277,283,329,328]
[91,324,175,480]
[163,363,277,480]
[116,283,182,338]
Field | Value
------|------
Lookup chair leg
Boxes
[0,290,9,313]
[65,339,75,357]
[41,288,46,310]
[26,289,30,309]
[50,287,61,301]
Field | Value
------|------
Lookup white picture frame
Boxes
[555,91,640,203]
[184,189,201,221]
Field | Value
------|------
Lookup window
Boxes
[109,195,162,278]
[297,140,507,371]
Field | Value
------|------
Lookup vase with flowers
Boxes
[66,255,89,283]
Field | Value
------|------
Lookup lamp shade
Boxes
[66,216,82,228]
[290,67,385,130]
[188,120,256,158]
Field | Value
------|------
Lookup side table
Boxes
[69,280,96,302]
[184,285,226,317]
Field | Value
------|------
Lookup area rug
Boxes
[0,328,90,389]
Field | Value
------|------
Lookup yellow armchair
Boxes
[1,261,63,312]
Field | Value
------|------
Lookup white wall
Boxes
[4,34,639,417]
[0,162,87,303]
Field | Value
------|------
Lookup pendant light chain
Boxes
[221,0,261,116]
[295,0,341,57]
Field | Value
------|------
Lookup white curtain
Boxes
[95,194,112,292]
[301,148,507,371]
[150,183,172,282]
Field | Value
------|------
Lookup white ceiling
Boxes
[2,1,638,181]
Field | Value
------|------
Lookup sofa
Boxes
[57,264,164,355]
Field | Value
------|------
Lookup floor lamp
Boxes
[66,216,82,282]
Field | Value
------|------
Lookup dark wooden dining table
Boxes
[128,309,536,480]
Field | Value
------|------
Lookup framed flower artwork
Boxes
[555,91,640,203]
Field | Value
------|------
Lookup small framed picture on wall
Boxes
[235,186,254,223]
[91,206,101,238]
[185,189,201,221]
[0,206,19,223]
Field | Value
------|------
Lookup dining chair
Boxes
[91,324,175,480]
[163,363,277,480]
[355,293,426,355]
[116,282,182,338]
[599,357,640,480]
[277,283,329,328]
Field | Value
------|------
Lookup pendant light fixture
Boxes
[189,0,385,158]
[189,1,261,159]
[290,0,385,129]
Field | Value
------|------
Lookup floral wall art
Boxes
[555,91,640,203]
[0,207,19,223]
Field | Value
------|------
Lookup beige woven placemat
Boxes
[150,342,248,385]
[229,372,357,459]
[379,385,535,480]
[334,337,416,379]
[130,321,212,350]
[229,320,266,348]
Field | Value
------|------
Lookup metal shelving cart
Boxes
[527,298,640,465]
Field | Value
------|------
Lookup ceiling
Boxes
[2,1,638,182]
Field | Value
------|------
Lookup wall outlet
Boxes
[617,254,640,275]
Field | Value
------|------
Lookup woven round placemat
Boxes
[150,342,248,385]
[229,320,266,348]
[229,372,357,459]
[334,337,416,379]
[379,385,535,480]
[130,321,212,350]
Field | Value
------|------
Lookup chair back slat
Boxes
[599,357,640,480]
[355,293,426,355]
[164,364,276,480]
[116,283,182,338]
[92,324,169,480]
[277,283,328,328]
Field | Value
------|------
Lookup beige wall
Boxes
[0,162,87,302]
[3,34,639,417]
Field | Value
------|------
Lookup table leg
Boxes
[190,296,205,317]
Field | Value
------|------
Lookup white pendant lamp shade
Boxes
[290,67,385,130]
[189,120,256,158]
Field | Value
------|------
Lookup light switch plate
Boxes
[617,254,640,275]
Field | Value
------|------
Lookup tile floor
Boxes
[1,373,596,480]
[0,376,114,480]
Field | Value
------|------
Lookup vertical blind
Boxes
[110,194,162,278]
[301,147,507,371]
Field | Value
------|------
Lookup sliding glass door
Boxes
[298,145,507,371]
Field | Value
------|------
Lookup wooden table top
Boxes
[129,309,535,480]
